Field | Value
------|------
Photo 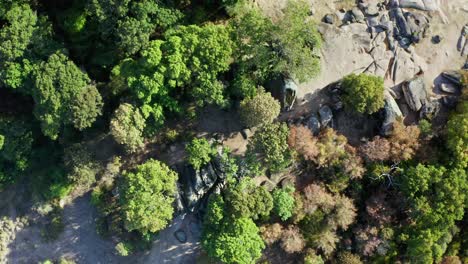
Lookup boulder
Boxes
[382,91,403,135]
[403,77,427,111]
[351,7,365,23]
[319,105,333,127]
[241,129,253,140]
[392,8,411,38]
[397,0,439,11]
[307,114,321,135]
[442,71,463,86]
[442,96,459,108]
[440,83,460,94]
[174,229,187,243]
[420,99,441,119]
[324,14,336,24]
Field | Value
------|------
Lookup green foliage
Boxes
[272,186,295,221]
[240,89,281,128]
[446,100,467,168]
[202,195,265,264]
[119,159,178,234]
[337,251,363,264]
[41,207,64,241]
[401,164,468,263]
[110,103,146,153]
[113,24,232,130]
[231,0,321,83]
[418,119,432,137]
[247,122,292,173]
[224,177,273,220]
[341,73,385,114]
[0,116,33,188]
[32,52,102,139]
[115,241,133,256]
[186,138,216,170]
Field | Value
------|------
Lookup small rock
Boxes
[241,129,252,140]
[324,14,336,24]
[307,114,321,135]
[351,7,365,22]
[170,145,177,152]
[420,100,441,120]
[431,35,442,44]
[174,229,187,243]
[440,83,460,94]
[403,77,427,111]
[319,105,333,127]
[382,91,403,136]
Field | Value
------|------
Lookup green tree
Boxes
[231,0,321,83]
[202,194,265,264]
[224,177,273,220]
[119,159,178,234]
[239,89,281,128]
[110,103,146,153]
[247,122,292,173]
[446,100,467,168]
[186,138,216,170]
[401,164,468,263]
[31,52,102,139]
[341,73,385,114]
[272,185,295,221]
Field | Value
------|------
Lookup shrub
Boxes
[272,186,295,221]
[115,242,133,256]
[304,250,324,264]
[239,89,281,128]
[260,223,283,245]
[186,138,216,170]
[341,73,385,114]
[337,251,363,264]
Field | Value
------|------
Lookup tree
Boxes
[272,185,295,221]
[119,159,178,234]
[110,103,146,153]
[446,100,467,168]
[260,223,283,245]
[0,116,33,188]
[31,52,102,139]
[203,217,265,264]
[112,24,233,130]
[341,73,385,114]
[231,0,321,83]
[202,194,265,264]
[288,125,319,161]
[239,88,281,128]
[388,121,420,162]
[401,164,468,263]
[337,251,363,264]
[359,136,391,162]
[224,177,273,220]
[247,122,292,173]
[185,138,216,170]
[280,226,305,253]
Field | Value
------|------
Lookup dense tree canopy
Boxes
[110,103,146,153]
[119,159,178,234]
[341,73,385,114]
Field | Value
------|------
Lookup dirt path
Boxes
[6,194,125,264]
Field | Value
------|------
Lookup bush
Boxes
[280,226,305,253]
[341,73,385,114]
[186,138,216,170]
[272,186,295,221]
[239,89,281,128]
[115,242,133,256]
[337,251,363,264]
[260,223,283,245]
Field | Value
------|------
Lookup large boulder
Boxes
[396,0,439,11]
[319,105,333,127]
[382,91,403,135]
[402,77,428,111]
[442,71,464,87]
[307,114,321,135]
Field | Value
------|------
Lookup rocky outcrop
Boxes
[382,91,403,135]
[393,0,439,11]
[402,77,427,111]
[177,150,231,213]
[319,105,333,127]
